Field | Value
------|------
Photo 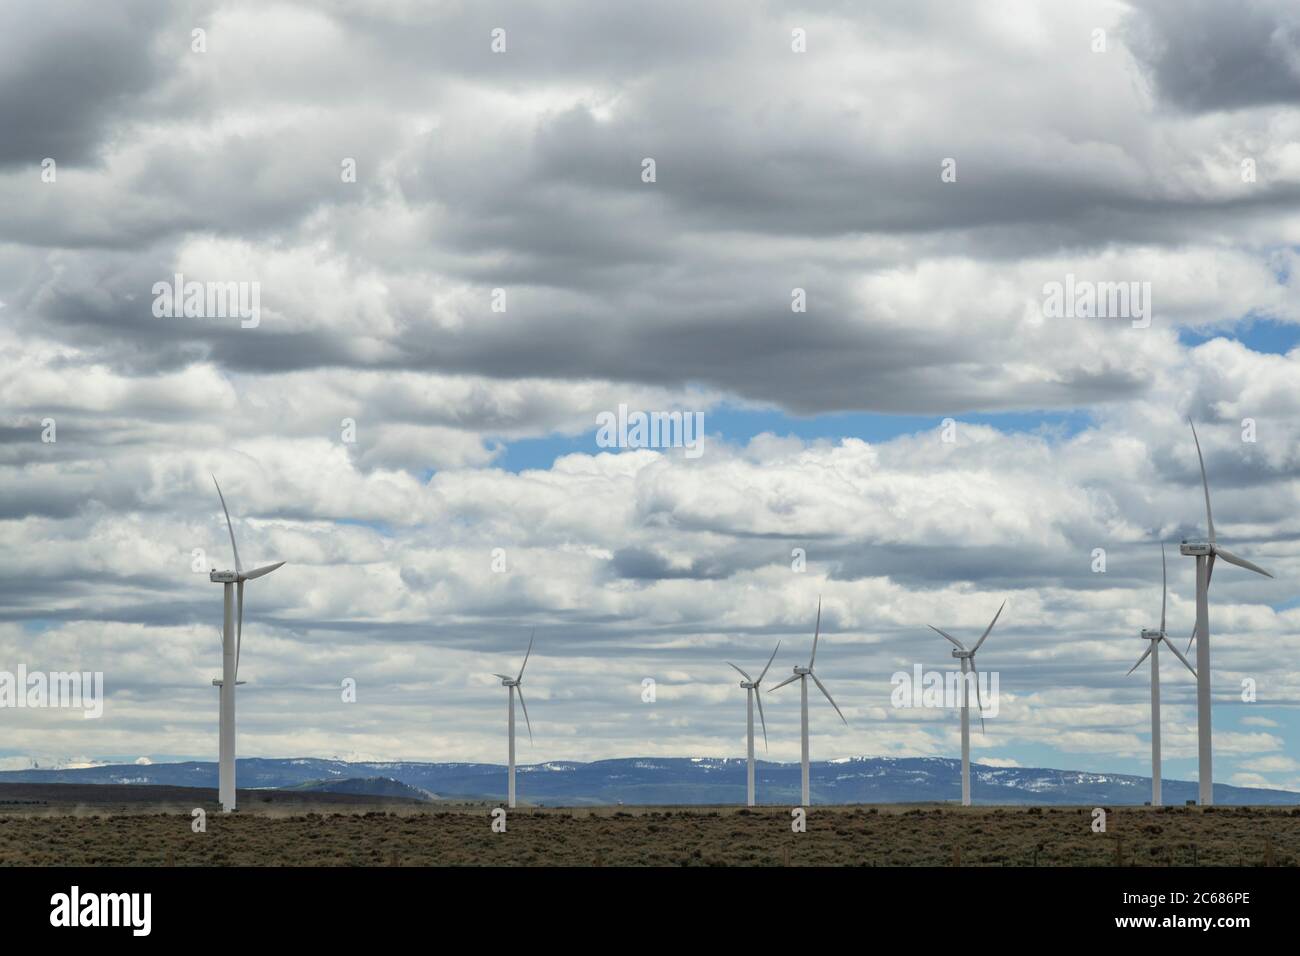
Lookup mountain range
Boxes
[2,756,1297,806]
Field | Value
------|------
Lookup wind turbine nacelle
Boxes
[1179,540,1212,556]
[1140,629,1162,640]
[209,569,238,583]
[951,648,971,659]
[793,666,811,676]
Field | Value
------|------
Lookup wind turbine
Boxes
[210,477,285,813]
[726,642,780,807]
[493,632,534,809]
[926,599,1004,806]
[1180,420,1273,805]
[771,599,846,806]
[1127,544,1197,807]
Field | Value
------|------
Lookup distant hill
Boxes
[0,780,429,808]
[2,755,1297,806]
[285,776,438,802]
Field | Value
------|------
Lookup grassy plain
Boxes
[1,784,1296,866]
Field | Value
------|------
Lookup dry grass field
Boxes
[1,784,1297,866]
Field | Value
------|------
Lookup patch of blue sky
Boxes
[1180,315,1300,355]
[492,406,1095,473]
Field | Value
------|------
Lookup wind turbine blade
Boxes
[809,597,822,669]
[727,662,753,682]
[1161,636,1197,679]
[1126,642,1153,676]
[757,641,781,684]
[755,688,769,752]
[1188,419,1215,544]
[1214,547,1273,579]
[810,673,847,725]
[769,673,799,692]
[235,579,244,678]
[1160,542,1167,635]
[515,686,533,743]
[969,660,987,735]
[243,561,284,581]
[972,600,1005,653]
[212,476,243,577]
[1185,624,1196,655]
[517,630,535,682]
[928,625,965,651]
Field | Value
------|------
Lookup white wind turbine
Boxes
[1127,543,1197,807]
[210,477,285,813]
[926,600,1004,806]
[492,632,534,809]
[771,600,847,806]
[726,642,781,807]
[1181,420,1273,805]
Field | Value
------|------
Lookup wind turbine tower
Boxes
[727,642,780,807]
[1181,421,1273,805]
[210,477,285,813]
[1127,544,1196,806]
[494,632,535,809]
[926,600,1004,806]
[771,600,847,806]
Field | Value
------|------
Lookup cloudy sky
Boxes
[2,0,1299,793]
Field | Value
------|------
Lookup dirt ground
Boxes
[1,793,1297,866]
